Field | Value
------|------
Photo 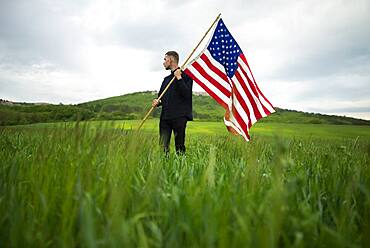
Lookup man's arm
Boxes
[153,79,165,107]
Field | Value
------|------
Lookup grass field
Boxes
[1,120,369,247]
[15,119,370,140]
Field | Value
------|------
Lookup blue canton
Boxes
[207,18,242,78]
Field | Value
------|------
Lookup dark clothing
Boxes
[157,70,193,154]
[158,70,193,120]
[159,117,187,154]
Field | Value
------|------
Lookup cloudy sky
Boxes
[0,0,369,119]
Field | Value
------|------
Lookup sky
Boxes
[0,0,369,120]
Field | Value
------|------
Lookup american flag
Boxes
[184,18,275,141]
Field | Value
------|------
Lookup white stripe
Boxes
[238,57,275,113]
[196,55,232,93]
[187,65,231,105]
[235,67,267,118]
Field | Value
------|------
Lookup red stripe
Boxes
[200,53,230,84]
[192,61,231,98]
[240,53,274,110]
[184,68,228,110]
[234,71,263,120]
[238,62,271,115]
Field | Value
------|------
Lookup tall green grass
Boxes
[0,122,369,247]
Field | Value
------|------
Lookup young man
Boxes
[152,51,193,154]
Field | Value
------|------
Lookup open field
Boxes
[14,119,370,140]
[1,121,369,247]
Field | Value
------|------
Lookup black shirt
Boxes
[158,70,193,120]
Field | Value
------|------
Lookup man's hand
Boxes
[174,68,182,80]
[152,98,161,107]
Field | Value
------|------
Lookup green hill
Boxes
[1,91,369,126]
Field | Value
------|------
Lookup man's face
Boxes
[163,55,172,70]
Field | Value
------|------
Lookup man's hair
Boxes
[165,51,179,64]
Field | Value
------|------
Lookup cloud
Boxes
[0,0,369,119]
[0,1,87,71]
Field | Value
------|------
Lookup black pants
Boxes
[159,117,187,154]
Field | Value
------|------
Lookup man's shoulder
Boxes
[163,74,173,81]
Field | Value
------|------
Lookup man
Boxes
[152,51,193,154]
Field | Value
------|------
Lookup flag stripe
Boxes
[231,103,250,140]
[191,61,231,98]
[239,54,275,112]
[236,58,268,116]
[237,61,259,97]
[185,64,230,105]
[232,95,251,135]
[201,50,230,85]
[197,55,231,94]
[234,71,263,120]
[184,68,229,110]
[239,56,274,113]
[231,82,253,129]
[237,62,271,116]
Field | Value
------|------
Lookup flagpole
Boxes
[137,13,221,131]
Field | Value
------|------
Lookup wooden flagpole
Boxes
[137,13,221,131]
